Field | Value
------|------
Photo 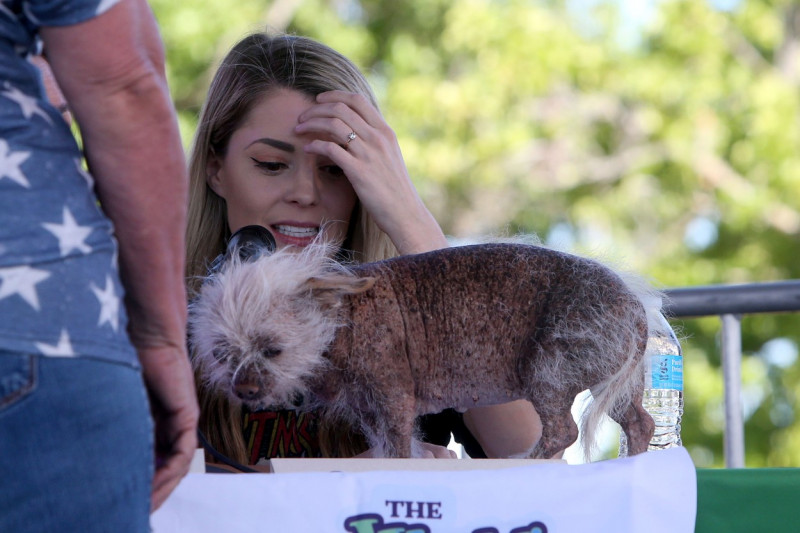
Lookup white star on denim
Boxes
[0,139,31,188]
[91,275,120,331]
[0,265,51,311]
[1,82,52,124]
[42,206,93,256]
[35,329,76,357]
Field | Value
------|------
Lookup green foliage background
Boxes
[150,0,800,467]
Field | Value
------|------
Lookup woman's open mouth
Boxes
[271,224,320,246]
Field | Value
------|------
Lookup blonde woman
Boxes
[186,32,541,466]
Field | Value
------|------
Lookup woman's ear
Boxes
[206,152,225,197]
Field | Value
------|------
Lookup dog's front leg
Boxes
[358,387,417,458]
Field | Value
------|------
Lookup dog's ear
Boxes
[302,274,375,309]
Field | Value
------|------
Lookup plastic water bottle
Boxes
[619,309,683,455]
[643,311,683,449]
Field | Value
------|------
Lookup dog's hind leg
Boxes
[527,386,579,459]
[609,397,655,456]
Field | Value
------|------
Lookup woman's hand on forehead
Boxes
[296,91,448,255]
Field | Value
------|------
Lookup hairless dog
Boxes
[190,228,658,460]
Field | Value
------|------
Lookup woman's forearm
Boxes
[463,400,542,458]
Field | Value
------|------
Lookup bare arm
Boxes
[462,401,541,458]
[40,0,198,510]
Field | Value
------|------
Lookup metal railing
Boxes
[662,280,800,468]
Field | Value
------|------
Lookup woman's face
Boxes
[207,89,357,249]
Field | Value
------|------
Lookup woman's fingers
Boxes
[312,90,384,127]
[295,91,387,146]
[413,439,458,459]
[296,115,366,150]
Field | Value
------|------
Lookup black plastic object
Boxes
[207,225,277,275]
[226,225,277,262]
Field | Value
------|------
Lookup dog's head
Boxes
[189,236,373,409]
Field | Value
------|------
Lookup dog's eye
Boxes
[255,334,281,359]
[212,348,228,362]
[263,348,281,358]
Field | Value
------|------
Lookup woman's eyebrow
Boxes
[247,138,295,153]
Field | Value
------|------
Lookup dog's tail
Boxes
[578,270,667,462]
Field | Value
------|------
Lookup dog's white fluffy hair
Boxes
[189,242,358,409]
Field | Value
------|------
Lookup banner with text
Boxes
[151,447,696,533]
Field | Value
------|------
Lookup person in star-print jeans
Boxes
[0,0,198,531]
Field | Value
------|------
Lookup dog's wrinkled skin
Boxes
[189,242,658,460]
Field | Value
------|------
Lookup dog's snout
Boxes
[232,363,264,402]
[234,382,261,400]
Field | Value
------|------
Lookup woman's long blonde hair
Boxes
[186,32,398,462]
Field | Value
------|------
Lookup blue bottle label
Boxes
[648,354,683,391]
